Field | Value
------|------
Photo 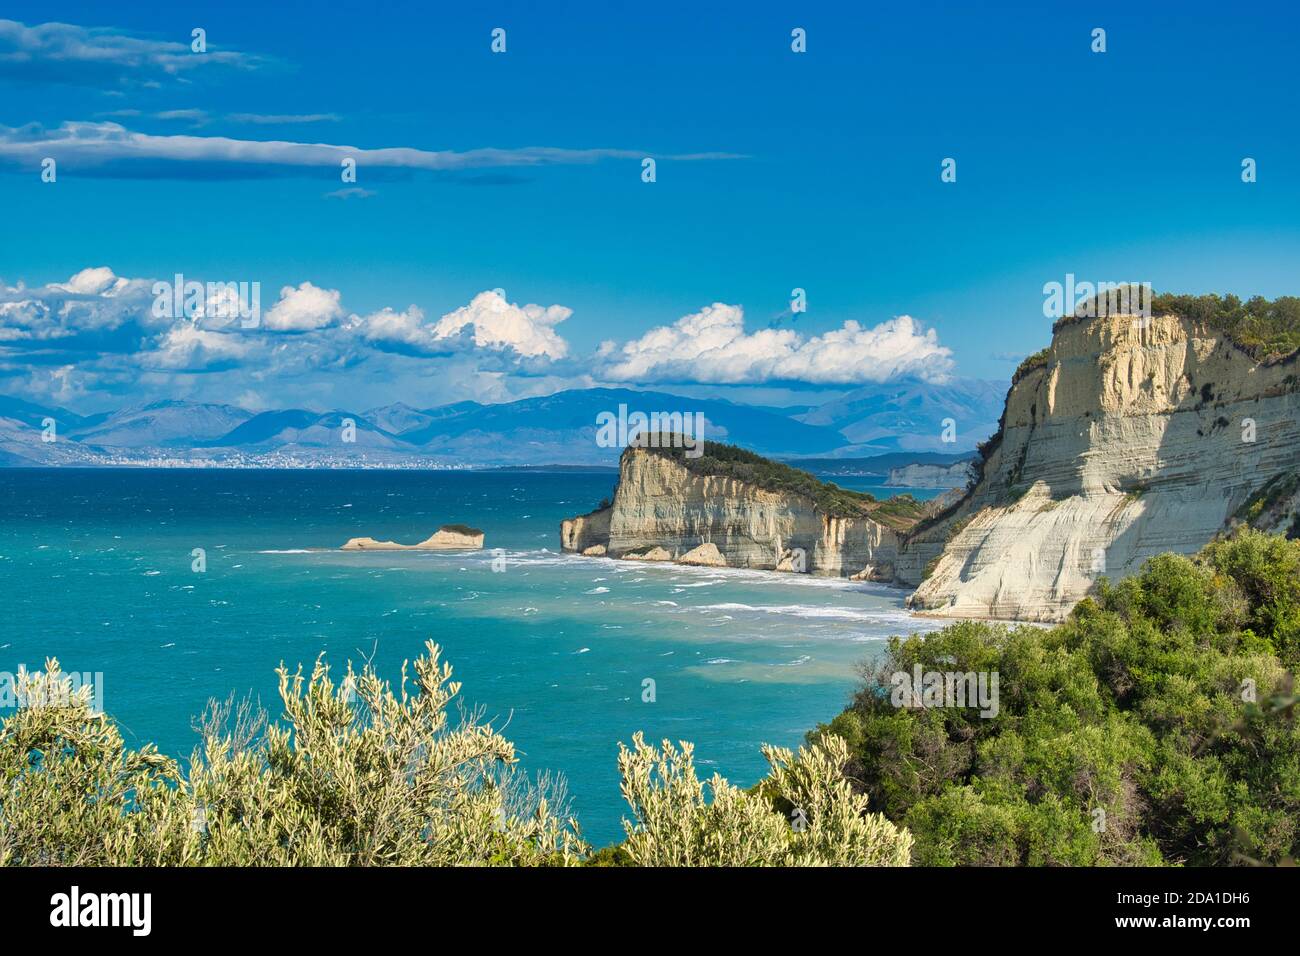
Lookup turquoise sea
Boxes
[0,469,943,845]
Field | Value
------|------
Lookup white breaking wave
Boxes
[698,602,920,624]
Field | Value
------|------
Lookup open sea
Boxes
[0,468,944,845]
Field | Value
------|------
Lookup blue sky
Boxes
[2,0,1298,412]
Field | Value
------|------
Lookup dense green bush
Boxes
[1151,293,1300,361]
[0,642,910,867]
[1051,292,1300,362]
[811,529,1300,866]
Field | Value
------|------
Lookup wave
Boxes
[697,602,919,623]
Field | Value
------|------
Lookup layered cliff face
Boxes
[898,311,1300,621]
[559,505,611,553]
[560,447,910,577]
[885,460,974,489]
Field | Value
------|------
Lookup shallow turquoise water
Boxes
[0,469,943,845]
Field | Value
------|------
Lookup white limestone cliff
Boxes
[885,461,975,489]
[560,447,908,576]
[897,311,1300,621]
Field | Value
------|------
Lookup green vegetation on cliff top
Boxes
[633,436,927,529]
[1153,293,1300,360]
[993,293,1300,489]
[1041,292,1300,370]
[439,523,484,537]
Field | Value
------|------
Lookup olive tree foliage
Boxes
[0,643,582,866]
[617,731,913,866]
[1,642,912,867]
[188,641,582,865]
[0,661,190,866]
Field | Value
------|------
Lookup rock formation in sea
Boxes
[895,301,1300,621]
[560,440,925,577]
[341,525,485,550]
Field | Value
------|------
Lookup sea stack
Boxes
[341,524,485,550]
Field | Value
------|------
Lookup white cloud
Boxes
[362,291,571,360]
[0,121,743,179]
[99,110,343,127]
[431,291,570,359]
[358,305,430,350]
[54,266,131,296]
[596,303,953,385]
[228,113,340,125]
[324,187,376,200]
[264,282,344,332]
[0,267,159,343]
[0,19,267,87]
[138,323,256,371]
[0,299,55,341]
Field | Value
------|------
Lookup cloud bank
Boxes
[0,269,954,411]
[595,303,953,385]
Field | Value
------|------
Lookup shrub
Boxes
[1051,292,1300,362]
[1,644,910,868]
[1151,293,1300,361]
[617,732,912,866]
[0,644,580,867]
[811,531,1300,866]
[0,662,189,866]
[188,642,579,866]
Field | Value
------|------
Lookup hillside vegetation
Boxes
[812,528,1300,866]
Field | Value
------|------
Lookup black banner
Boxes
[0,865,1279,941]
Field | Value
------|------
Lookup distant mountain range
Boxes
[0,381,1006,468]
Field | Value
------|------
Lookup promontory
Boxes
[560,440,926,581]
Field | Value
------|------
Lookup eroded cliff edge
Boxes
[897,308,1300,621]
[560,442,925,579]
